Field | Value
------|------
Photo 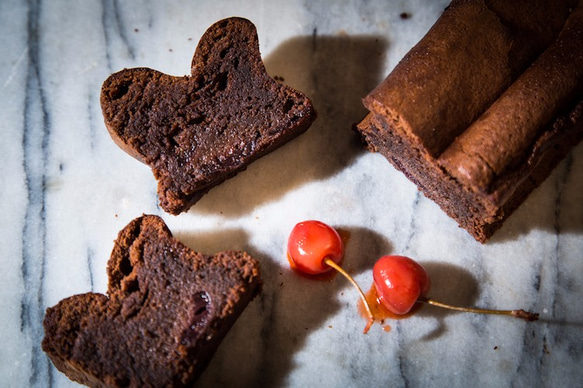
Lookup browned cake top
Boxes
[363,0,575,158]
[440,3,583,194]
[362,0,582,201]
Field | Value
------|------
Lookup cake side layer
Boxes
[362,0,574,158]
[358,101,583,242]
[357,114,499,243]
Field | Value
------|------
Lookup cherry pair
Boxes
[287,220,538,334]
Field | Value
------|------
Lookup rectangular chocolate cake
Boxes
[357,0,583,243]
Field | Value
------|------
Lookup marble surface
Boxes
[1,0,583,387]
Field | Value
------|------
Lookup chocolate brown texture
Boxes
[357,0,583,242]
[42,215,262,387]
[101,17,316,215]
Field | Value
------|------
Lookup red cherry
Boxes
[373,255,431,315]
[287,220,375,333]
[372,255,539,321]
[287,220,344,275]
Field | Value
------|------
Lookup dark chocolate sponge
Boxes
[42,215,262,387]
[101,17,316,214]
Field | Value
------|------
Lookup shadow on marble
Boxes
[413,261,480,341]
[338,224,394,273]
[193,242,347,387]
[190,34,389,217]
[172,227,284,386]
[174,226,251,256]
[486,142,583,245]
[182,226,393,387]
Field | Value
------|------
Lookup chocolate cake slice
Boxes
[42,215,262,387]
[101,17,316,214]
[356,0,583,242]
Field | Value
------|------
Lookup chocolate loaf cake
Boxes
[357,0,583,242]
[42,215,261,387]
[101,17,316,215]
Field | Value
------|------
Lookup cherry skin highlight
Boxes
[373,255,431,315]
[287,220,344,275]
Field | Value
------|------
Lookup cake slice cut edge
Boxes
[100,17,317,215]
[42,214,262,387]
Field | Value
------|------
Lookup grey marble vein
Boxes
[21,0,51,386]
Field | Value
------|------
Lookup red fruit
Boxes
[373,255,431,315]
[287,220,344,275]
[287,220,375,333]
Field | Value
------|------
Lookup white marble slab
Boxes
[1,0,582,387]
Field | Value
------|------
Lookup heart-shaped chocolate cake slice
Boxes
[101,17,316,214]
[42,215,261,387]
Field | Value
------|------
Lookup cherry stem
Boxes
[324,258,375,333]
[418,297,539,321]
